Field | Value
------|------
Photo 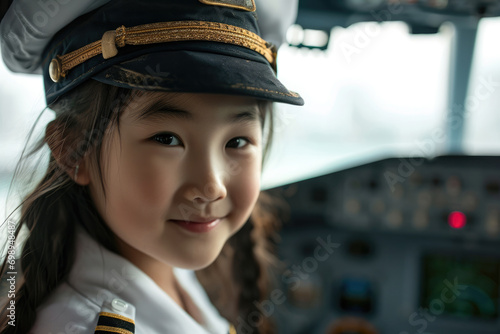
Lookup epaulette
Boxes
[94,298,136,334]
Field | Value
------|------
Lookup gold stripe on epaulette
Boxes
[94,325,133,334]
[199,0,256,12]
[49,20,275,82]
[229,323,237,334]
[94,311,135,334]
[98,312,136,324]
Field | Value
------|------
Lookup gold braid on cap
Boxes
[48,20,277,82]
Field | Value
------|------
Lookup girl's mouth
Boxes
[169,218,221,233]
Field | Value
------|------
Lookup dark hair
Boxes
[0,79,281,333]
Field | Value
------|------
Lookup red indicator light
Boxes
[448,211,466,229]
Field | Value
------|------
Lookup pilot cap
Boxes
[0,0,304,106]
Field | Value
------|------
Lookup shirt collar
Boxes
[69,225,230,333]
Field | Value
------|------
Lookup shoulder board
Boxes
[94,298,136,334]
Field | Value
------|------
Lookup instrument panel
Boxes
[267,156,500,334]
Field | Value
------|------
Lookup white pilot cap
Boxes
[1,0,300,74]
[0,0,110,74]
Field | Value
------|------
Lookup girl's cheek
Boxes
[232,155,261,218]
[120,143,179,207]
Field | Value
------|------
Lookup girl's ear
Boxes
[71,159,91,186]
[45,120,91,186]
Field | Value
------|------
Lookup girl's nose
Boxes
[184,154,228,204]
[191,173,227,204]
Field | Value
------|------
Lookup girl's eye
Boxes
[152,133,182,146]
[227,137,249,149]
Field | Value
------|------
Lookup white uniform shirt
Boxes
[29,225,230,334]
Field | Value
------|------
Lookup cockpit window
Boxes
[263,21,452,188]
[463,18,500,154]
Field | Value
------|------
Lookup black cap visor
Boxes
[91,42,304,106]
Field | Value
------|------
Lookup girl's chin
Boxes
[172,257,220,271]
[167,246,226,270]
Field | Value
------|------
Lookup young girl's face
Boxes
[87,92,263,270]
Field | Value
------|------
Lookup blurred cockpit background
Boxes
[1,1,500,333]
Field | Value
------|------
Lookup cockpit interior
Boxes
[261,1,500,333]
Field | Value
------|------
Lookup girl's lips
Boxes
[169,218,221,233]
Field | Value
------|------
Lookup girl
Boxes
[0,0,303,333]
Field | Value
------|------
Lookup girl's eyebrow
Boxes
[132,99,260,124]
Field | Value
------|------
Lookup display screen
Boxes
[421,254,500,319]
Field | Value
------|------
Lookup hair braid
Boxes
[232,217,262,323]
[0,168,77,333]
[0,81,129,332]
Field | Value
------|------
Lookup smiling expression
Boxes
[87,92,264,270]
